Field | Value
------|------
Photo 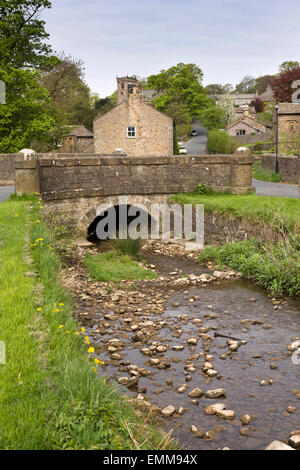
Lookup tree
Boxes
[40,54,97,130]
[255,75,274,95]
[218,94,236,124]
[279,61,300,73]
[147,63,216,136]
[95,92,117,117]
[235,75,257,94]
[250,98,264,113]
[205,84,225,95]
[200,106,226,130]
[271,67,300,102]
[0,0,53,68]
[205,83,233,95]
[0,67,59,152]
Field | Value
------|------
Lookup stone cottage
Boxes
[226,107,267,137]
[93,77,174,156]
[60,125,94,153]
[274,103,300,135]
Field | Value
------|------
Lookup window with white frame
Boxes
[127,126,136,138]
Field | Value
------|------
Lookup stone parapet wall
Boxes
[15,150,255,201]
[261,153,300,184]
[0,154,18,185]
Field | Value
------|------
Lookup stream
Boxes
[74,249,300,450]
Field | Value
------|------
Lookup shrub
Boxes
[207,130,237,154]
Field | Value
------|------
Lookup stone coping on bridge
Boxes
[15,149,255,200]
[15,153,254,168]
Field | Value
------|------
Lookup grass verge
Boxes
[0,195,174,450]
[252,160,282,183]
[198,237,300,297]
[171,192,300,233]
[84,251,157,283]
[172,192,300,297]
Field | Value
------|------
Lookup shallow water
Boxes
[86,254,300,450]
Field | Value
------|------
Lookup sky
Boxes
[42,0,300,97]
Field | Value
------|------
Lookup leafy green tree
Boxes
[0,0,53,68]
[200,106,226,130]
[207,130,237,154]
[147,63,220,136]
[0,67,60,152]
[279,61,300,73]
[40,54,98,131]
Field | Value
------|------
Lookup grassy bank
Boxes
[84,252,157,283]
[199,238,300,297]
[172,192,300,296]
[172,192,300,232]
[252,160,282,183]
[0,196,175,450]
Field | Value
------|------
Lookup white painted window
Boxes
[127,126,136,138]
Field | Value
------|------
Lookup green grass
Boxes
[84,251,157,283]
[0,197,173,450]
[252,160,282,183]
[198,237,300,297]
[171,192,300,232]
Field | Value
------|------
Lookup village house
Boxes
[209,93,257,108]
[274,102,300,136]
[226,106,267,137]
[93,77,174,156]
[59,125,94,153]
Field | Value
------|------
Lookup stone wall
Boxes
[0,154,17,185]
[261,153,300,184]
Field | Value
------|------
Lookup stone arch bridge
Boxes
[15,151,254,234]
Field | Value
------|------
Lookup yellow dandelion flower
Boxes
[55,309,60,312]
[37,307,42,312]
[74,332,79,336]
[59,303,64,306]
[81,327,85,333]
[85,336,90,345]
[88,347,95,354]
[66,331,71,334]
[59,325,64,329]
[94,358,104,365]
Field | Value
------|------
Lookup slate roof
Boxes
[67,125,94,137]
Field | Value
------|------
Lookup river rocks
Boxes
[270,363,278,370]
[289,431,300,449]
[177,385,188,394]
[240,414,252,425]
[172,345,184,351]
[190,426,205,438]
[206,369,218,378]
[286,406,297,414]
[187,338,198,345]
[205,389,227,399]
[265,441,295,450]
[227,340,239,352]
[217,409,235,420]
[240,427,250,437]
[204,404,226,415]
[188,388,204,398]
[161,405,176,417]
[149,358,160,366]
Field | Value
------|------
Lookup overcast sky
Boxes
[42,0,300,97]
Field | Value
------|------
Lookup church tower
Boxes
[116,76,140,105]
